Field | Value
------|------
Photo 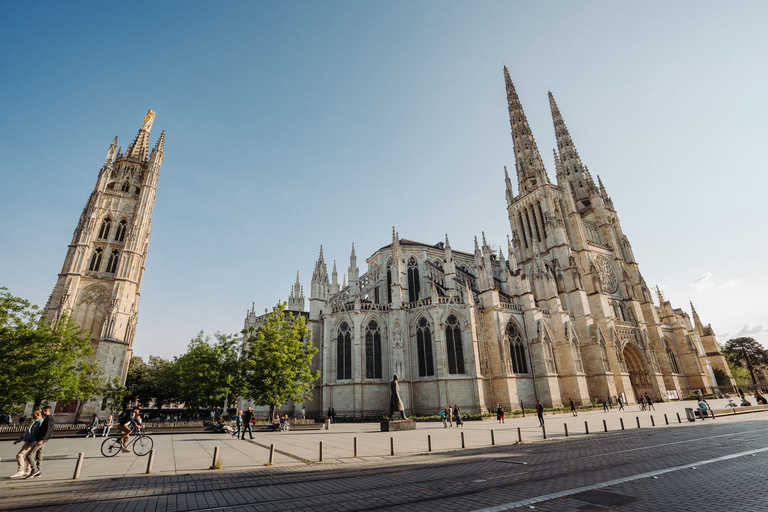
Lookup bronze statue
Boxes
[390,374,407,420]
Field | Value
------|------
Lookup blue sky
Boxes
[1,1,766,358]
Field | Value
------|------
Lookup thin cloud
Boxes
[691,272,714,292]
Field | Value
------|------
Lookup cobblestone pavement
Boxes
[1,412,767,511]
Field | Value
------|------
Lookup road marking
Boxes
[470,446,768,511]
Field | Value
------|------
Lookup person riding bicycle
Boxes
[117,406,141,453]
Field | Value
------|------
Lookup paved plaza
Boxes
[1,400,767,511]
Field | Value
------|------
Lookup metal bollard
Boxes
[518,427,522,443]
[584,421,589,435]
[603,419,607,432]
[428,434,432,452]
[146,449,155,474]
[542,425,547,440]
[354,437,358,458]
[677,412,681,423]
[564,423,568,437]
[491,430,495,446]
[620,418,625,430]
[73,452,84,479]
[319,441,324,462]
[325,419,330,430]
[461,431,465,448]
[269,444,275,465]
[651,415,655,427]
[390,437,395,456]
[665,414,669,425]
[636,416,641,429]
[210,446,219,469]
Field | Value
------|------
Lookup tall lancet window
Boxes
[445,314,465,375]
[407,258,420,302]
[365,320,382,379]
[336,322,352,380]
[507,321,528,374]
[97,217,112,240]
[88,248,103,271]
[665,339,680,374]
[386,264,392,304]
[416,317,434,377]
[106,250,120,274]
[114,220,128,242]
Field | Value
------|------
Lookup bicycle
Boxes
[101,428,154,457]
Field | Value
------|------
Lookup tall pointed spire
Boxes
[126,109,155,161]
[690,302,706,333]
[549,92,596,205]
[104,136,118,168]
[504,66,550,195]
[152,130,165,156]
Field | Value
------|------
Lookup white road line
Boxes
[470,446,768,511]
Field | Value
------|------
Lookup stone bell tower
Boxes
[44,110,164,416]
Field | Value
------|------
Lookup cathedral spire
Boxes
[126,109,155,161]
[104,136,118,168]
[690,302,706,333]
[504,166,514,205]
[151,130,165,156]
[549,92,594,205]
[504,66,549,195]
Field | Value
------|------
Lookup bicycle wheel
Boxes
[101,437,123,457]
[133,435,153,456]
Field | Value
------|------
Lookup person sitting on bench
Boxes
[697,399,710,418]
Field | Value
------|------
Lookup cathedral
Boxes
[245,68,734,416]
[42,111,164,420]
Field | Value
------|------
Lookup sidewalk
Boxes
[1,398,761,485]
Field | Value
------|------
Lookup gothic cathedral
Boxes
[245,68,734,416]
[44,111,164,420]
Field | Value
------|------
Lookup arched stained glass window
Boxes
[337,322,352,380]
[416,317,434,377]
[106,250,120,274]
[506,321,528,374]
[407,258,420,303]
[97,217,112,240]
[114,220,128,242]
[666,339,680,374]
[88,248,103,271]
[365,321,382,379]
[445,315,465,374]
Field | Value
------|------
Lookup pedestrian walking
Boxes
[10,410,42,478]
[301,407,306,420]
[327,407,333,424]
[453,405,463,427]
[241,407,254,440]
[570,398,577,417]
[645,393,655,411]
[603,398,609,412]
[232,410,242,438]
[536,400,544,426]
[447,405,453,427]
[331,407,336,423]
[85,414,99,437]
[440,408,448,428]
[618,396,625,410]
[25,405,54,479]
[102,414,113,437]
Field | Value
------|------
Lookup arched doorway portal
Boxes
[623,342,653,401]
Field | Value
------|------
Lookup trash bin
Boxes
[685,408,696,422]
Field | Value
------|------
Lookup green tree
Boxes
[174,332,242,413]
[241,302,320,420]
[722,337,768,385]
[125,355,178,412]
[101,377,128,413]
[0,286,101,414]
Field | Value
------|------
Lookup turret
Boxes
[288,271,305,311]
[310,246,330,300]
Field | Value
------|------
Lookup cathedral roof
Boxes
[377,238,473,257]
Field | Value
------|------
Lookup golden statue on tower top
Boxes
[141,109,155,132]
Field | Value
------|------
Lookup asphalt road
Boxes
[2,416,768,511]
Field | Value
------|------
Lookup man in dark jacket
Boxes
[241,407,254,440]
[26,405,54,478]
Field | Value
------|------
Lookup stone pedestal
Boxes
[380,419,416,432]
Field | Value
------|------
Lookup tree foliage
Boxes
[126,355,177,410]
[241,302,319,417]
[722,337,768,385]
[0,286,102,413]
[174,332,242,411]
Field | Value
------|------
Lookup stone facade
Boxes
[41,111,164,421]
[245,69,734,417]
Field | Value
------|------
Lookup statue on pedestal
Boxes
[390,374,407,420]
